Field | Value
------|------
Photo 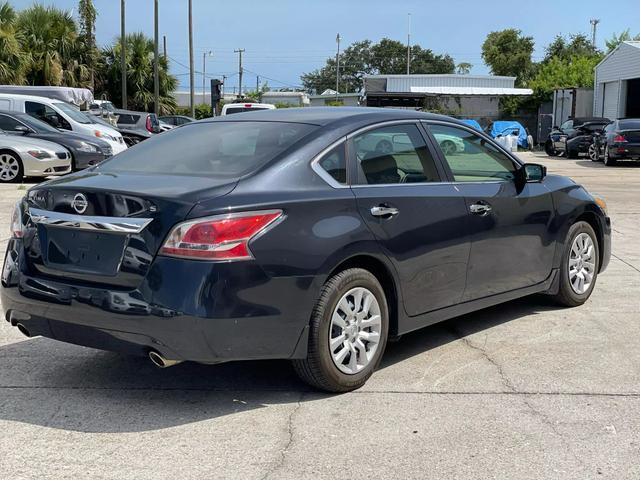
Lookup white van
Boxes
[220,102,276,116]
[0,94,127,154]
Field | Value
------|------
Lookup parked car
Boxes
[159,115,195,126]
[0,93,127,154]
[220,102,276,115]
[0,130,71,182]
[545,117,610,158]
[1,108,611,392]
[589,118,640,166]
[488,121,529,149]
[158,121,175,132]
[460,119,482,131]
[113,109,162,146]
[0,110,112,170]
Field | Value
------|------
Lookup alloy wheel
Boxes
[329,287,382,375]
[568,232,596,295]
[588,144,599,161]
[0,154,19,182]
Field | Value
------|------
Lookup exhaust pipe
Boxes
[16,323,31,338]
[148,350,182,368]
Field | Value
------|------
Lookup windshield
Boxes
[53,102,92,124]
[619,120,640,130]
[17,114,60,133]
[98,121,317,177]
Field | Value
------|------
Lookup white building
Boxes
[261,91,310,107]
[593,41,640,119]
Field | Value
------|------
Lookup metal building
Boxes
[593,41,640,119]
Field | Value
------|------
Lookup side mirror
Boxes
[522,163,546,183]
[14,125,30,135]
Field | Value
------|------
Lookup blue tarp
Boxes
[460,119,482,131]
[489,121,528,148]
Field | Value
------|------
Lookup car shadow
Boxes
[0,295,560,433]
[575,160,640,169]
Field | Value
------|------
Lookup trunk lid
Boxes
[23,171,236,288]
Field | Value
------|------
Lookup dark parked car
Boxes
[159,115,195,126]
[114,109,162,146]
[0,110,112,170]
[589,118,640,166]
[545,117,610,158]
[1,108,611,392]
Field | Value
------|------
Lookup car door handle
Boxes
[469,202,492,215]
[370,205,399,217]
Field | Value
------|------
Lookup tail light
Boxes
[146,115,153,133]
[11,201,24,238]
[159,210,283,261]
[613,134,627,143]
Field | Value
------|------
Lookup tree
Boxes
[605,29,640,52]
[0,2,28,84]
[98,33,178,114]
[529,55,601,101]
[78,0,98,90]
[456,62,472,75]
[544,34,599,63]
[481,29,535,86]
[17,4,89,87]
[301,38,455,93]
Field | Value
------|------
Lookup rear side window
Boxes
[99,121,317,178]
[117,114,140,125]
[318,144,346,184]
[353,124,440,185]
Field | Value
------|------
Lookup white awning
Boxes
[409,86,532,96]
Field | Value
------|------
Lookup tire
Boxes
[441,140,456,156]
[544,141,557,157]
[588,143,600,162]
[604,146,616,166]
[0,151,24,183]
[293,268,389,392]
[550,221,600,307]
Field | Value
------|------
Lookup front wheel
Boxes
[0,152,24,183]
[604,146,616,166]
[588,143,600,162]
[441,140,457,156]
[545,141,557,156]
[293,268,389,392]
[550,221,600,307]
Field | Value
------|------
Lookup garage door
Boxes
[602,81,619,120]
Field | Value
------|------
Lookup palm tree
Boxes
[17,4,89,87]
[0,2,28,84]
[99,33,178,114]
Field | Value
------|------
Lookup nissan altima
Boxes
[1,108,611,392]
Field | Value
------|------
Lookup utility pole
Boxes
[406,13,411,75]
[221,75,227,98]
[590,19,600,48]
[163,35,167,59]
[256,75,259,95]
[153,0,159,115]
[335,33,341,100]
[234,48,245,97]
[188,0,195,116]
[120,0,127,109]
[202,51,212,104]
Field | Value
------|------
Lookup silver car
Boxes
[0,132,71,183]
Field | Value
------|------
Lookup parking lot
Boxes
[0,152,638,479]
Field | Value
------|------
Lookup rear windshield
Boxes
[225,107,270,115]
[117,114,141,125]
[98,121,316,177]
[618,120,640,130]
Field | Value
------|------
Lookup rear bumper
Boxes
[609,143,640,160]
[1,239,314,363]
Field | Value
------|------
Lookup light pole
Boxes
[153,0,159,115]
[120,0,127,109]
[188,0,194,117]
[335,33,341,101]
[406,13,411,75]
[202,51,213,104]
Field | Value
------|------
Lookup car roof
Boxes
[573,117,610,124]
[199,107,461,127]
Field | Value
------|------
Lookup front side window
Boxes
[353,124,440,185]
[428,124,517,182]
[317,144,346,185]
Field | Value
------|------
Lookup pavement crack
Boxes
[611,253,640,273]
[260,392,304,480]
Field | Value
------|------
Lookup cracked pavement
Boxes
[1,152,639,479]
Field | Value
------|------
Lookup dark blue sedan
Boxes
[1,108,611,392]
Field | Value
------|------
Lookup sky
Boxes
[10,0,640,93]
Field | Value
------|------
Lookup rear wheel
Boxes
[545,141,557,156]
[441,140,456,155]
[550,221,599,307]
[604,146,616,166]
[293,268,389,392]
[0,152,23,183]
